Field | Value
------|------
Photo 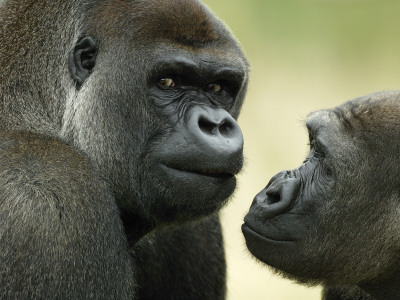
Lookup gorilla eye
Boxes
[310,139,324,158]
[207,83,222,92]
[158,78,176,88]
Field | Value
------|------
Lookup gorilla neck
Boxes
[120,210,155,246]
[360,267,400,300]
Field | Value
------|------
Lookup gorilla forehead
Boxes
[93,0,231,47]
[304,92,400,197]
[332,91,400,134]
[308,90,400,125]
[307,91,400,153]
[147,44,248,78]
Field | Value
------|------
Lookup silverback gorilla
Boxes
[242,92,400,300]
[0,0,249,298]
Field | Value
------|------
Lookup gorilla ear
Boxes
[69,36,98,88]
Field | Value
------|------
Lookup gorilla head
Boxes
[242,92,400,299]
[54,0,249,231]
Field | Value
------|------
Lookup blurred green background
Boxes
[202,1,400,299]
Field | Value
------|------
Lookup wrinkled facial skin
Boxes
[63,0,249,229]
[242,93,400,292]
[242,141,334,280]
[145,49,247,222]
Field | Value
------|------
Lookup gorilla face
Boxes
[146,50,246,218]
[242,92,400,291]
[62,0,248,227]
[134,45,247,223]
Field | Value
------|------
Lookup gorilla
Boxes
[0,0,248,299]
[242,92,400,300]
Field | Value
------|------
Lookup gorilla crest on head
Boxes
[243,91,400,300]
[94,0,220,44]
[0,0,248,298]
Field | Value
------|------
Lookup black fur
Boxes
[0,131,135,298]
[243,92,400,300]
[134,214,226,300]
[322,286,374,300]
[0,0,248,298]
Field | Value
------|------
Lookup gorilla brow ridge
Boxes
[332,108,353,131]
[332,101,372,132]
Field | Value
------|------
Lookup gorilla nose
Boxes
[251,171,300,220]
[190,106,243,158]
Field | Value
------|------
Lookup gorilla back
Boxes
[0,0,248,298]
[242,92,400,300]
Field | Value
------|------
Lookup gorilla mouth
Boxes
[161,164,234,179]
[242,223,294,244]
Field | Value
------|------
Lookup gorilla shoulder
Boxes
[0,131,134,298]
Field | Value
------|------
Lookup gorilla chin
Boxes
[160,164,237,200]
[241,223,299,271]
[150,163,239,223]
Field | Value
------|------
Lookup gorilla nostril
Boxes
[254,177,300,219]
[198,116,217,135]
[198,116,234,137]
[219,120,234,137]
[265,190,281,205]
[191,108,243,158]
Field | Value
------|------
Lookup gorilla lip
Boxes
[161,163,235,179]
[242,222,294,244]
